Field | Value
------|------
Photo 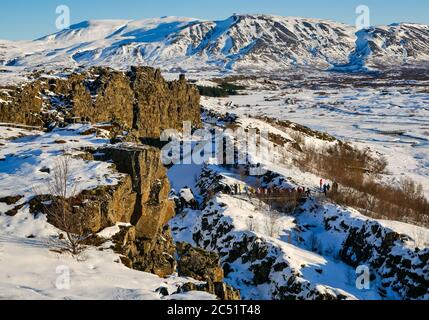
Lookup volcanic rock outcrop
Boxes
[0,66,201,136]
[29,144,177,277]
[95,146,175,240]
[175,242,241,300]
[12,67,201,278]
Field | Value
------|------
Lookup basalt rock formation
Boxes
[94,146,175,239]
[0,81,45,127]
[176,242,225,283]
[93,145,177,277]
[175,242,241,300]
[113,224,176,278]
[96,146,176,277]
[0,66,201,136]
[30,144,177,277]
[339,221,429,299]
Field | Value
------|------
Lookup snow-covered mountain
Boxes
[1,14,429,75]
[334,23,429,71]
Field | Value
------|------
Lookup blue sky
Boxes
[1,0,429,40]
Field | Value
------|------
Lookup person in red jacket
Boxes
[320,179,323,190]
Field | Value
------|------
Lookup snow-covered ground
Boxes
[1,87,428,299]
[1,19,429,297]
[201,82,429,197]
[169,159,428,300]
[167,109,429,300]
[0,124,124,205]
[0,209,214,300]
[0,125,215,300]
[200,194,382,300]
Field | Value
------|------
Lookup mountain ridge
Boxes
[1,14,429,76]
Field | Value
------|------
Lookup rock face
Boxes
[176,242,241,300]
[176,242,224,283]
[95,146,175,239]
[66,178,136,233]
[0,66,201,136]
[177,281,241,301]
[94,146,177,277]
[338,220,429,300]
[29,177,136,234]
[113,224,176,278]
[0,81,44,127]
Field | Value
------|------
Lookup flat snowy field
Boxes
[202,84,429,197]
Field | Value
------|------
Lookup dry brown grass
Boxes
[295,143,429,226]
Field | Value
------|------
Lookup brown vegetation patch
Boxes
[295,143,428,225]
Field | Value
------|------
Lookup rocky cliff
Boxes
[339,221,429,299]
[0,81,45,126]
[28,144,177,277]
[0,66,201,137]
[0,68,242,299]
[95,146,175,240]
[94,146,178,276]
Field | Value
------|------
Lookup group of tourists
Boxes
[229,183,311,198]
[319,179,339,196]
[226,178,339,200]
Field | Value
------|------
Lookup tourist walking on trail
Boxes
[320,179,323,190]
[249,187,255,195]
[323,184,328,196]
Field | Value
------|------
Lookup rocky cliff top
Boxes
[0,66,201,138]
